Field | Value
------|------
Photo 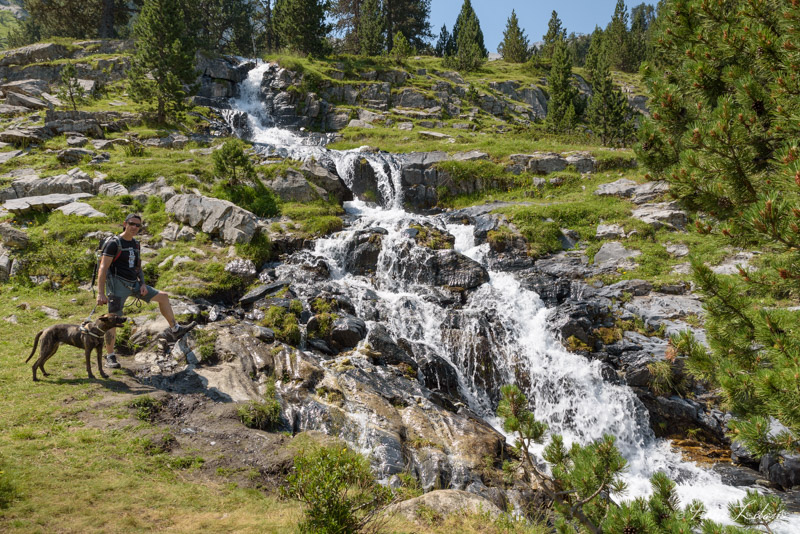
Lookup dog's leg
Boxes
[97,346,108,379]
[84,345,95,379]
[32,340,57,381]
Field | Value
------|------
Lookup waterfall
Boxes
[227,63,799,531]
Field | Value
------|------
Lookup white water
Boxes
[228,64,799,531]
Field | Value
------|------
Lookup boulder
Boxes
[160,222,197,242]
[0,104,29,116]
[0,222,28,248]
[389,244,489,289]
[225,259,257,279]
[594,241,641,268]
[509,152,567,174]
[0,150,22,164]
[8,171,93,198]
[385,490,502,522]
[239,280,291,306]
[596,223,626,239]
[595,178,638,198]
[266,169,326,202]
[57,148,95,164]
[0,43,71,67]
[5,91,48,109]
[632,202,688,231]
[128,177,175,203]
[55,202,105,218]
[342,228,385,275]
[0,246,11,281]
[66,136,88,147]
[0,79,49,97]
[3,192,91,214]
[632,181,670,204]
[759,453,800,490]
[565,151,596,173]
[98,182,129,197]
[165,194,258,244]
[329,313,367,351]
[0,129,46,145]
[299,161,353,205]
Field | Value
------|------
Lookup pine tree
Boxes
[604,0,632,71]
[587,58,633,147]
[584,26,605,81]
[545,37,576,133]
[638,0,800,455]
[58,63,86,112]
[566,32,592,67]
[273,0,331,56]
[434,24,453,58]
[185,0,258,55]
[498,10,529,63]
[330,0,363,54]
[628,3,654,69]
[17,0,134,41]
[496,384,785,533]
[358,0,383,56]
[390,31,413,62]
[541,10,566,63]
[451,0,487,58]
[383,0,432,52]
[128,0,197,124]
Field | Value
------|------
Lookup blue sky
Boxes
[429,1,650,53]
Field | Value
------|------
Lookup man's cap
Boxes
[125,213,142,223]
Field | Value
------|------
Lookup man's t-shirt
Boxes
[102,236,140,281]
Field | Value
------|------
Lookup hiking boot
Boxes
[159,321,197,343]
[105,353,121,369]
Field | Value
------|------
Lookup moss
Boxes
[193,328,219,364]
[566,335,591,352]
[235,231,273,267]
[260,306,301,346]
[409,223,454,250]
[308,312,337,339]
[486,225,517,251]
[594,327,623,345]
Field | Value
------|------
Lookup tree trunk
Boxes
[98,0,116,38]
[384,0,393,51]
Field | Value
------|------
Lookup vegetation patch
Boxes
[237,380,282,431]
[259,305,302,346]
[129,395,162,422]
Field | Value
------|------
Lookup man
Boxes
[97,213,196,368]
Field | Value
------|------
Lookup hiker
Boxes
[96,213,196,369]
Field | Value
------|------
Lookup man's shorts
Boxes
[106,275,160,315]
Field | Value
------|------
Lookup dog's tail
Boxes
[25,331,43,363]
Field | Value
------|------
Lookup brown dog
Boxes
[25,313,128,381]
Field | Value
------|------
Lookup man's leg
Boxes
[105,292,126,369]
[150,291,175,328]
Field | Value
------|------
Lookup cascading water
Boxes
[227,62,799,530]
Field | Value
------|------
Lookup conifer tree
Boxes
[445,4,485,72]
[185,0,258,55]
[58,63,86,112]
[604,0,632,71]
[566,32,592,67]
[273,0,331,56]
[451,0,487,58]
[541,10,566,62]
[498,9,529,63]
[497,384,786,533]
[330,0,364,53]
[638,0,800,454]
[17,0,134,41]
[390,31,413,62]
[587,58,632,146]
[359,0,383,56]
[628,2,654,68]
[434,24,454,58]
[128,0,197,124]
[383,0,432,52]
[545,37,576,133]
[584,26,605,81]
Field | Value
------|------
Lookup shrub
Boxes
[283,445,393,534]
[237,381,282,431]
[647,360,685,397]
[235,231,273,268]
[129,395,162,422]
[213,139,254,185]
[212,179,279,218]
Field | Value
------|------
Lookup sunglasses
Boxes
[127,222,142,227]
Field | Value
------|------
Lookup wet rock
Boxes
[342,228,385,275]
[731,440,760,469]
[364,325,418,370]
[299,161,353,205]
[165,194,258,244]
[390,243,489,289]
[225,259,257,279]
[330,314,367,351]
[759,453,800,490]
[239,281,292,306]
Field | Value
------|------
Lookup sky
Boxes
[429,0,646,53]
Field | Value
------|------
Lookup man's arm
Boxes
[97,255,113,304]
